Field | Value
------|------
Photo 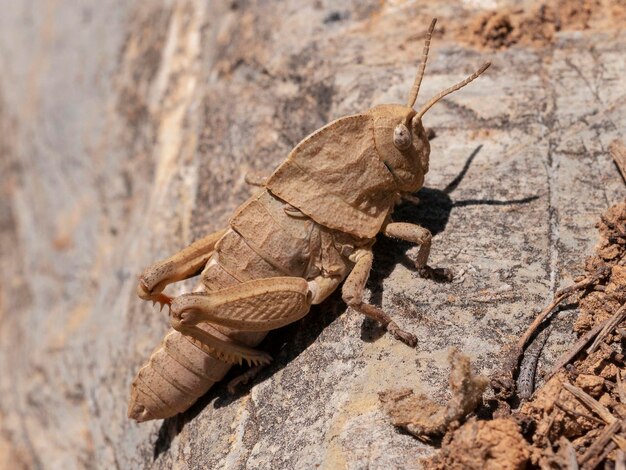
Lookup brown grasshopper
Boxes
[128,19,490,422]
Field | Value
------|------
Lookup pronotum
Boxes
[129,18,490,422]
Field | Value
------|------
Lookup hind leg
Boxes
[137,229,227,307]
[170,276,315,364]
[170,275,341,365]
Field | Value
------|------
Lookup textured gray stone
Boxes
[0,1,625,468]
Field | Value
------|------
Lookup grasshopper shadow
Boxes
[365,144,539,339]
[153,145,539,459]
[153,291,345,460]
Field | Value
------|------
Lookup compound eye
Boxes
[393,123,412,150]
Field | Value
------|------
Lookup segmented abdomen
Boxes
[132,323,255,420]
[129,190,332,422]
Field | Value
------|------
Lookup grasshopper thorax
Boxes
[265,18,490,240]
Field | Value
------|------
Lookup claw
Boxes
[418,265,453,283]
[227,364,266,393]
[137,278,172,310]
[148,292,172,312]
[388,321,418,348]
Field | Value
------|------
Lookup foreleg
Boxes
[382,222,452,282]
[137,228,227,307]
[171,277,312,330]
[342,249,417,347]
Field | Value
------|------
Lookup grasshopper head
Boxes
[368,104,429,193]
[369,18,490,193]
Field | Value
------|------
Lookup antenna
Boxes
[415,62,491,119]
[406,18,437,108]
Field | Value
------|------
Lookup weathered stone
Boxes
[0,1,625,468]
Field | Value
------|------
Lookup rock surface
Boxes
[0,0,625,468]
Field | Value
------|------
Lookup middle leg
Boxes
[342,249,417,347]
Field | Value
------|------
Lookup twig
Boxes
[587,303,626,354]
[546,319,609,380]
[563,340,626,468]
[491,269,610,399]
[619,371,626,405]
[517,292,568,351]
[562,382,617,425]
[554,401,606,426]
[582,441,616,470]
[560,437,579,470]
[617,449,626,470]
[579,420,621,466]
[611,139,626,184]
[517,268,609,352]
[613,434,626,451]
[558,270,608,296]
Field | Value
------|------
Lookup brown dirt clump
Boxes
[383,201,626,468]
[502,202,626,467]
[423,418,530,470]
[461,0,626,49]
[504,202,626,467]
[575,203,626,334]
[379,348,488,443]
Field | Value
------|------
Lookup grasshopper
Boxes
[128,19,490,422]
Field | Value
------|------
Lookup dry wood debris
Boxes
[462,0,626,49]
[379,348,487,443]
[382,200,626,468]
[425,418,531,470]
[611,140,626,189]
